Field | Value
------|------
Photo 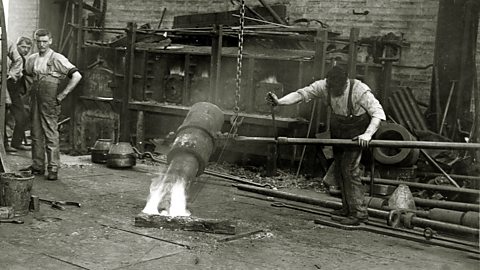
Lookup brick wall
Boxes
[7,0,39,44]
[102,0,462,105]
[9,0,475,105]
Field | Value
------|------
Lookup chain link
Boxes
[234,0,245,114]
[217,0,245,163]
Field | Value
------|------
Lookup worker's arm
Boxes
[353,117,382,148]
[267,79,327,106]
[56,71,82,103]
[267,91,303,106]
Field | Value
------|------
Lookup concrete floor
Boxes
[0,150,478,270]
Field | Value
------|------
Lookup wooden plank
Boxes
[134,213,237,235]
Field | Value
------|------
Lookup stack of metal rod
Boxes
[389,88,428,132]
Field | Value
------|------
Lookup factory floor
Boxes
[0,150,478,270]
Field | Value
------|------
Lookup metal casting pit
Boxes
[141,102,226,222]
[134,212,237,235]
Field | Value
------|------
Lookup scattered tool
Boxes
[0,219,24,224]
[39,198,81,211]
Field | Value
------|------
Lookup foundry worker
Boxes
[22,29,82,180]
[4,37,33,152]
[266,66,385,226]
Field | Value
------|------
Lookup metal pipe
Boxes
[388,97,407,127]
[235,184,479,236]
[396,91,422,131]
[257,0,288,25]
[392,92,415,131]
[418,172,480,182]
[359,177,477,195]
[405,87,429,130]
[420,149,460,188]
[233,136,480,150]
[413,197,479,212]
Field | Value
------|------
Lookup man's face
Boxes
[326,79,347,97]
[17,42,31,56]
[36,35,52,53]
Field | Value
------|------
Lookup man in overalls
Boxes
[267,66,385,225]
[23,29,82,180]
[4,37,33,152]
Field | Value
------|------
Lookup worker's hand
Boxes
[266,92,279,106]
[56,93,66,105]
[353,133,372,148]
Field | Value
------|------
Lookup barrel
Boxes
[0,172,34,216]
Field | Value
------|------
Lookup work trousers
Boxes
[30,79,61,172]
[332,146,368,219]
[6,79,28,147]
[330,111,370,219]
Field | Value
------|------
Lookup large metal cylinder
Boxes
[167,102,224,176]
[373,123,420,166]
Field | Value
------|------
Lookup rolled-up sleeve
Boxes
[52,53,76,77]
[358,91,386,120]
[296,79,328,103]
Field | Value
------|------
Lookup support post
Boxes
[183,54,191,105]
[209,25,223,103]
[119,22,136,142]
[347,28,360,79]
[0,0,9,172]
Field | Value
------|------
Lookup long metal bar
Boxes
[360,177,478,195]
[413,197,479,212]
[233,136,480,150]
[420,149,460,188]
[256,0,287,25]
[235,184,479,236]
[418,172,480,182]
[405,87,429,130]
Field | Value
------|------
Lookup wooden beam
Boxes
[347,28,360,79]
[135,213,237,235]
[209,25,223,103]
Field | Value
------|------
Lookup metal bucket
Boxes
[106,142,136,168]
[91,139,113,164]
[0,172,34,216]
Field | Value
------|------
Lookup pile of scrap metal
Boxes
[230,123,480,251]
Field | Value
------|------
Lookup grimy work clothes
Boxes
[24,49,77,172]
[4,42,28,148]
[296,79,385,219]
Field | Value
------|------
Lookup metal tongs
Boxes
[39,198,82,211]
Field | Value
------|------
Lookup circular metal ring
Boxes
[387,210,401,228]
[423,227,434,240]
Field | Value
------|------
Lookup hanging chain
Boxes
[234,0,245,115]
[217,0,245,162]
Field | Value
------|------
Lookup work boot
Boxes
[338,216,368,226]
[328,185,341,196]
[330,208,349,217]
[11,144,31,151]
[20,166,45,176]
[47,171,58,181]
[5,145,17,153]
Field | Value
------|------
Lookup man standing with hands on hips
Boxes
[22,29,82,180]
[266,66,385,225]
